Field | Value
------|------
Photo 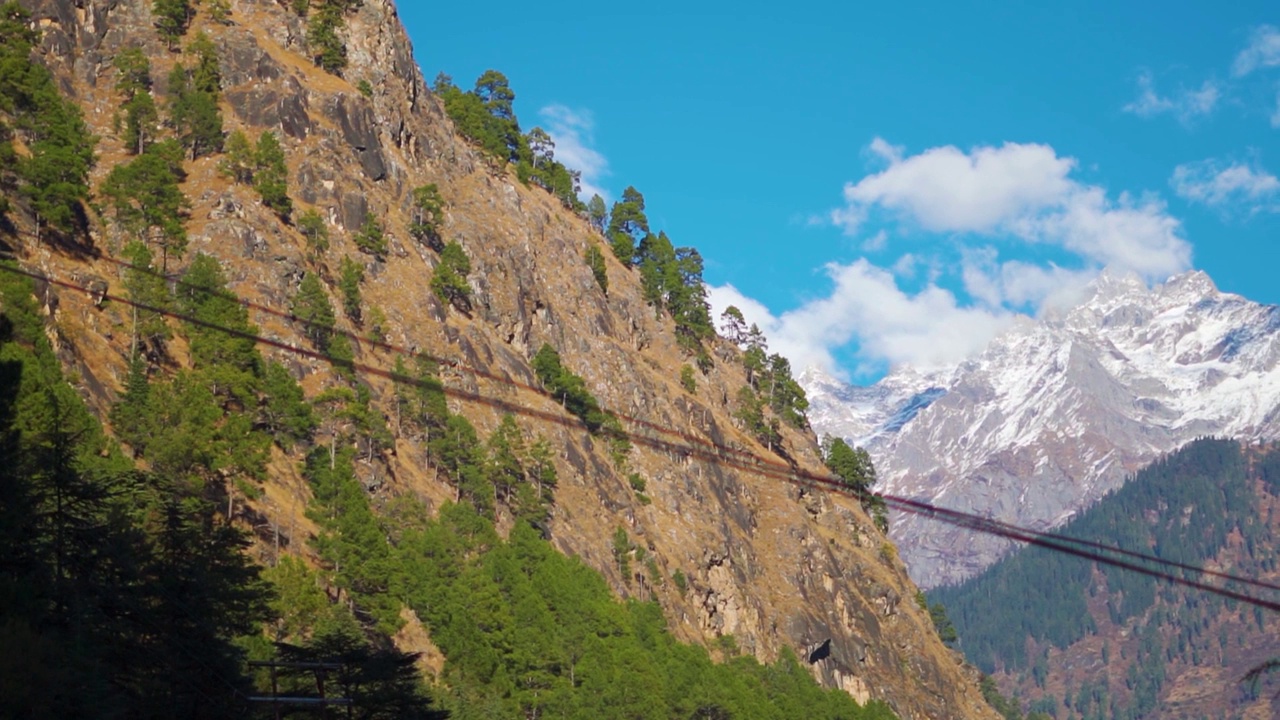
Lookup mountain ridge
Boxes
[1,0,997,716]
[806,268,1280,587]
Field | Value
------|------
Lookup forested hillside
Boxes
[931,438,1280,720]
[0,0,998,717]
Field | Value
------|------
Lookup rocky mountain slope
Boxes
[6,0,996,716]
[806,270,1280,588]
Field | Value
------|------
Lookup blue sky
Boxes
[398,1,1280,383]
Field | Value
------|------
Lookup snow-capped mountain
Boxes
[805,269,1280,588]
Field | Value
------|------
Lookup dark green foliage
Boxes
[607,185,648,265]
[822,436,875,492]
[933,438,1255,678]
[186,32,222,96]
[119,240,172,354]
[273,623,447,718]
[430,240,471,310]
[635,230,715,353]
[357,78,373,97]
[354,212,388,257]
[152,0,193,47]
[734,385,779,450]
[307,2,348,73]
[100,140,189,267]
[720,305,747,344]
[260,360,316,447]
[585,243,608,293]
[113,47,159,155]
[166,62,223,160]
[435,70,528,165]
[298,207,330,253]
[384,504,898,719]
[409,183,445,249]
[218,128,253,183]
[0,6,96,237]
[292,272,336,352]
[339,255,364,323]
[0,264,273,718]
[253,130,292,218]
[929,601,957,647]
[532,343,615,437]
[522,126,585,210]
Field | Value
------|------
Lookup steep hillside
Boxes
[1,0,996,717]
[931,439,1280,720]
[807,270,1280,588]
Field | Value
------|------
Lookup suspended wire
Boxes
[8,259,1280,613]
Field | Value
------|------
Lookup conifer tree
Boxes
[100,140,189,269]
[606,186,649,265]
[587,193,608,232]
[338,255,364,323]
[409,183,445,250]
[431,241,471,310]
[292,272,336,352]
[353,212,387,257]
[153,0,193,48]
[253,130,292,218]
[585,244,608,294]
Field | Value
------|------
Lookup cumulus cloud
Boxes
[708,263,1014,377]
[1171,159,1280,211]
[1233,25,1280,77]
[832,138,1192,280]
[538,104,610,201]
[1122,71,1219,124]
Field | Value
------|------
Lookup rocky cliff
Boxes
[8,0,996,717]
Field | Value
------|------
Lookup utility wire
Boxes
[9,260,1280,612]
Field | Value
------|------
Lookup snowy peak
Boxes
[804,269,1280,588]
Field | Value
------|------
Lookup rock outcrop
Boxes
[12,1,997,717]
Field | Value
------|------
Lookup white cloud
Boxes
[538,104,610,201]
[861,229,888,252]
[1122,71,1219,124]
[1171,158,1280,211]
[1271,89,1280,128]
[891,253,918,278]
[837,138,1076,234]
[708,263,1014,377]
[832,139,1192,280]
[1233,25,1280,77]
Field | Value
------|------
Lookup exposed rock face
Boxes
[16,0,997,717]
[807,270,1280,588]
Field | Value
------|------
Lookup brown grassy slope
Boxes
[15,0,998,717]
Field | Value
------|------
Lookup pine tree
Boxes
[254,130,292,218]
[409,183,445,250]
[260,360,316,447]
[353,213,387,257]
[430,241,471,310]
[167,63,223,159]
[292,272,336,351]
[606,186,649,265]
[100,140,189,268]
[152,0,193,48]
[587,193,608,232]
[585,244,608,294]
[338,255,364,323]
[218,129,254,183]
[298,208,329,253]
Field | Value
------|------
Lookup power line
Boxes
[9,259,1280,613]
